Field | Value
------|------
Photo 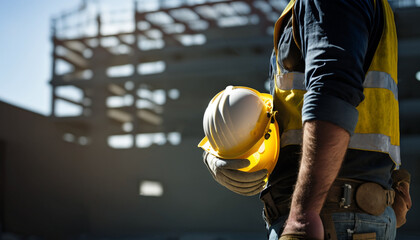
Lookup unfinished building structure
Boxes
[1,0,420,239]
[51,0,285,238]
[49,0,286,149]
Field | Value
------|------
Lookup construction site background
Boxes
[1,0,420,239]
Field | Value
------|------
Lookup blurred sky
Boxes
[0,0,84,115]
[0,0,203,116]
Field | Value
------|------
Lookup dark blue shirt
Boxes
[265,0,394,201]
[278,0,384,134]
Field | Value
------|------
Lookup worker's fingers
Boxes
[220,168,268,183]
[217,172,265,188]
[224,180,266,196]
[215,158,250,170]
[239,185,266,196]
[203,152,267,196]
[204,153,249,171]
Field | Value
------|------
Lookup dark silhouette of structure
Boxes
[0,0,420,239]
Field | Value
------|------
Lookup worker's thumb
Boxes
[215,158,250,170]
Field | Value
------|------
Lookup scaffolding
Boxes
[49,0,286,149]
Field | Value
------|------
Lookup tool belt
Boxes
[262,178,395,226]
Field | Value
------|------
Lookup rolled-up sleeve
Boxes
[295,0,377,134]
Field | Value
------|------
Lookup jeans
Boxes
[267,206,396,240]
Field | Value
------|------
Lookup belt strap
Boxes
[323,178,364,213]
[324,178,394,215]
[262,178,395,237]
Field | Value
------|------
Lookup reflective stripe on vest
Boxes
[276,71,398,100]
[272,0,401,168]
[280,129,400,163]
[276,71,401,164]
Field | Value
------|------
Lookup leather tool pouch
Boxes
[355,182,394,216]
[391,169,412,228]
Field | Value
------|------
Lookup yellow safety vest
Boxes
[273,0,400,168]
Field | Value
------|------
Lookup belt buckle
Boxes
[339,184,352,208]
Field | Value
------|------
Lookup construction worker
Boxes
[201,0,412,239]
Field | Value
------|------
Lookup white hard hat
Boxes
[198,86,280,175]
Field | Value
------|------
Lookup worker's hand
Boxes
[203,151,267,196]
[281,211,324,240]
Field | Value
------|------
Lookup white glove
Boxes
[203,151,268,196]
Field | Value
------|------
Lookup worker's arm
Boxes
[279,0,379,237]
[282,120,350,239]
